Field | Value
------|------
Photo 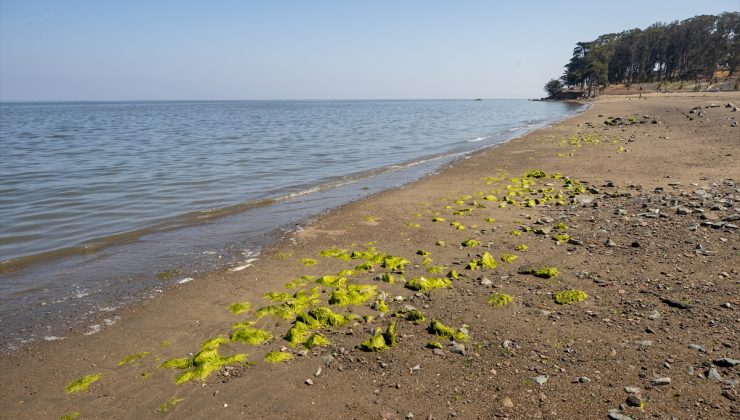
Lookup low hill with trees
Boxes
[544,12,739,98]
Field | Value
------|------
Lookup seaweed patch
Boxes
[230,325,272,345]
[329,284,377,306]
[161,337,248,384]
[157,397,184,413]
[65,373,102,394]
[427,320,468,342]
[554,290,588,305]
[405,276,451,291]
[264,351,294,363]
[227,301,252,314]
[488,293,513,308]
[118,352,150,366]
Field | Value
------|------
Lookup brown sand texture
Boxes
[2,92,739,419]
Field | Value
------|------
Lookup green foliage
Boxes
[544,79,563,97]
[65,374,102,394]
[161,336,248,384]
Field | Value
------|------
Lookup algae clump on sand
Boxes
[264,351,294,363]
[329,284,377,306]
[500,254,518,263]
[157,397,184,413]
[488,292,513,308]
[360,321,398,351]
[554,290,588,305]
[65,373,102,394]
[161,336,248,384]
[427,320,468,342]
[230,324,273,345]
[520,266,559,278]
[405,276,451,292]
[406,309,426,324]
[118,351,150,366]
[480,252,498,269]
[227,301,252,314]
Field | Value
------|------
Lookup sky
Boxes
[1,1,737,101]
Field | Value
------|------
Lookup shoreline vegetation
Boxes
[542,12,739,100]
[3,91,738,418]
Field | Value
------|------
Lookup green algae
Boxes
[461,239,480,247]
[157,397,184,413]
[319,248,352,260]
[304,333,331,349]
[380,272,396,283]
[406,310,426,324]
[552,233,570,242]
[354,262,374,271]
[159,340,172,348]
[230,325,272,345]
[405,276,451,292]
[515,244,529,252]
[337,269,356,277]
[485,217,496,223]
[299,258,318,266]
[264,291,292,302]
[450,221,466,230]
[264,351,294,363]
[141,371,152,379]
[500,254,518,263]
[554,290,588,305]
[432,217,446,222]
[285,322,311,347]
[428,320,468,342]
[284,275,315,288]
[256,287,320,320]
[309,306,356,327]
[416,249,431,257]
[447,269,459,280]
[360,321,397,351]
[553,222,568,230]
[364,215,378,223]
[59,412,81,420]
[65,373,102,394]
[161,336,248,384]
[118,351,150,366]
[381,255,411,272]
[510,230,522,236]
[427,265,447,274]
[436,240,446,246]
[488,293,514,308]
[374,298,389,313]
[480,252,498,269]
[521,266,559,278]
[426,340,443,349]
[407,222,420,228]
[329,284,377,306]
[227,301,252,314]
[524,169,547,178]
[467,260,478,270]
[316,275,348,288]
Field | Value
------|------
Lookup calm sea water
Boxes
[0,99,582,347]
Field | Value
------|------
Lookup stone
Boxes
[501,397,514,408]
[624,387,641,394]
[635,340,653,347]
[533,375,548,386]
[607,409,633,420]
[706,368,722,381]
[432,348,445,356]
[676,206,692,215]
[713,358,740,367]
[479,277,493,286]
[605,239,617,247]
[449,343,466,355]
[626,395,642,407]
[305,378,314,385]
[660,297,692,309]
[647,310,661,320]
[651,377,671,386]
[688,343,706,353]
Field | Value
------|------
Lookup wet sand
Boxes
[3,92,739,419]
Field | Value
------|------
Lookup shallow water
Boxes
[0,99,583,347]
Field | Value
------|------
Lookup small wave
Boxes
[467,135,491,142]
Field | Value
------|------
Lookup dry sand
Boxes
[2,92,739,420]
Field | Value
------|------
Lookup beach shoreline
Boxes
[3,92,738,419]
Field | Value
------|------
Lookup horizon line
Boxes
[0,97,534,104]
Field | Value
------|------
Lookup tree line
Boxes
[545,12,739,96]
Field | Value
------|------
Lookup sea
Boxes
[0,99,583,348]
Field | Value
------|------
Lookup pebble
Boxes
[607,409,633,420]
[624,387,641,394]
[635,340,653,347]
[411,364,421,372]
[605,239,617,247]
[651,377,671,386]
[501,397,514,408]
[449,343,466,355]
[578,376,591,384]
[688,343,706,353]
[305,379,314,385]
[479,277,493,286]
[533,375,548,386]
[713,358,740,367]
[405,413,414,419]
[432,348,445,356]
[647,310,661,320]
[626,395,642,407]
[706,368,722,381]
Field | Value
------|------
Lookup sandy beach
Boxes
[3,92,739,419]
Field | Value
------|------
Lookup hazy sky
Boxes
[1,1,737,101]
